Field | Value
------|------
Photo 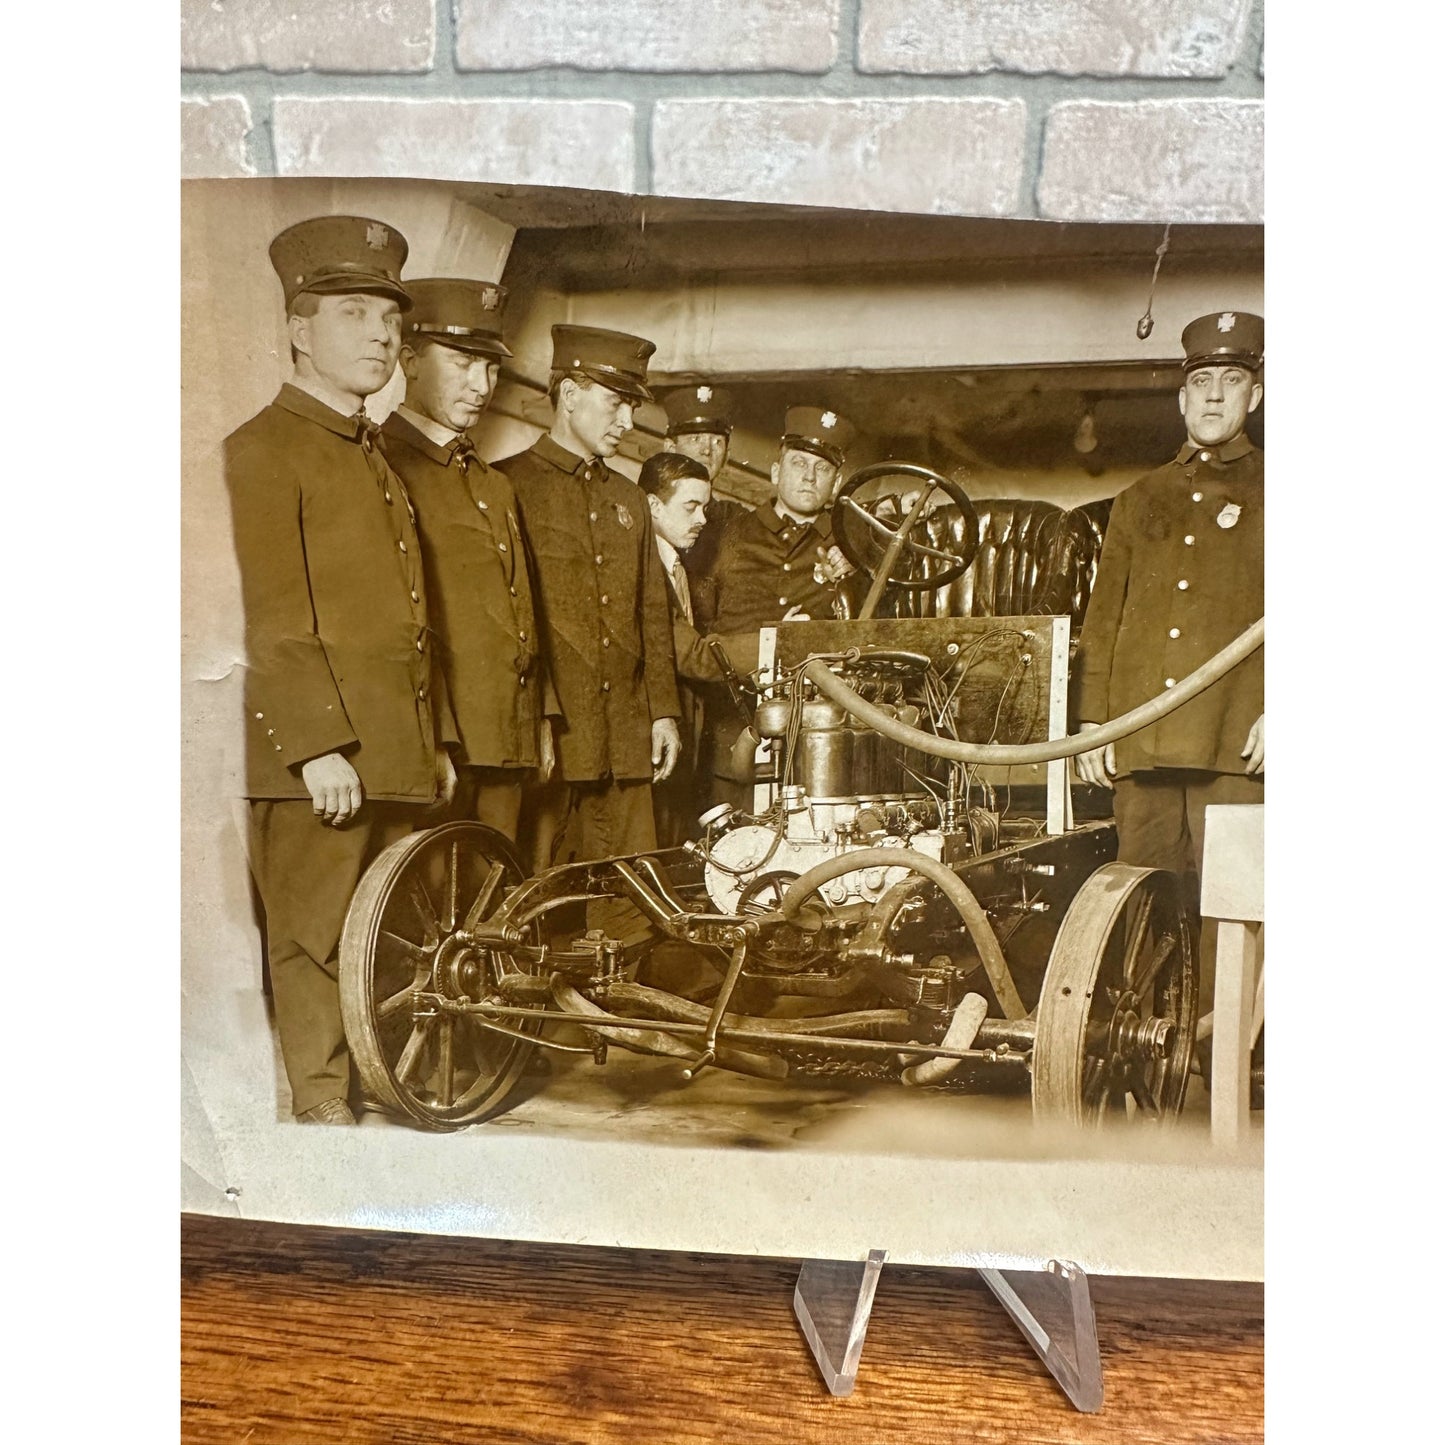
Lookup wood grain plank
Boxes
[182,1214,1262,1445]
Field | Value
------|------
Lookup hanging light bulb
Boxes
[1073,406,1098,454]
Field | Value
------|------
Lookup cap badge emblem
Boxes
[1217,312,1236,332]
[821,411,837,429]
[1217,502,1241,530]
[697,385,713,403]
[482,289,500,311]
[365,223,390,251]
[615,503,634,530]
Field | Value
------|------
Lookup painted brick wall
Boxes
[180,1,1263,222]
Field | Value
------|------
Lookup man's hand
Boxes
[813,544,855,586]
[1241,713,1264,774]
[782,603,811,622]
[435,748,458,808]
[1073,722,1116,790]
[301,752,364,826]
[538,718,556,782]
[651,717,682,783]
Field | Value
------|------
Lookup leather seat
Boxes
[890,499,1107,632]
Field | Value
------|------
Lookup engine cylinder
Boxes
[795,702,855,802]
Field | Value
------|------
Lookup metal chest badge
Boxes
[1217,502,1242,530]
[614,502,634,530]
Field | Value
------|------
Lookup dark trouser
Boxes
[249,799,419,1116]
[654,761,703,848]
[1113,770,1265,881]
[1113,769,1265,1017]
[455,765,526,842]
[556,778,658,864]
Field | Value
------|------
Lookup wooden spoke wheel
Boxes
[1032,863,1198,1127]
[339,822,539,1132]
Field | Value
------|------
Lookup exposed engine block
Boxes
[702,789,946,914]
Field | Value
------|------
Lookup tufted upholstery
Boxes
[890,498,1107,632]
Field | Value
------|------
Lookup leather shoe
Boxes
[298,1098,356,1125]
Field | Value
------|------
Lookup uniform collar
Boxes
[384,407,458,466]
[533,432,594,476]
[275,381,372,441]
[396,404,461,451]
[1175,433,1256,465]
[759,501,829,536]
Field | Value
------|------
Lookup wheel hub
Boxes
[434,934,490,1004]
[1107,988,1177,1062]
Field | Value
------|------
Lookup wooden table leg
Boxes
[1211,919,1261,1148]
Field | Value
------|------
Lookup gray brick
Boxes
[181,0,435,73]
[652,99,1027,216]
[273,98,635,193]
[858,0,1253,78]
[181,96,255,178]
[455,0,839,73]
[1038,100,1264,223]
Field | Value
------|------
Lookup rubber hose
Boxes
[801,617,1263,766]
[777,848,1025,1019]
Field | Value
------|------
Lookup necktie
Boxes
[450,434,477,470]
[671,558,693,624]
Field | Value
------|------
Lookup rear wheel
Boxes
[1032,864,1198,1126]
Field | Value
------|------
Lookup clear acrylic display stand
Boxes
[794,1252,1103,1411]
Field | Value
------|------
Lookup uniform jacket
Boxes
[223,384,456,802]
[494,435,680,782]
[1076,435,1263,777]
[700,501,855,634]
[382,412,559,770]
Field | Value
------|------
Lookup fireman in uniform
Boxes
[494,325,681,864]
[1076,311,1265,882]
[698,405,859,809]
[382,278,558,842]
[224,216,458,1125]
[662,383,747,597]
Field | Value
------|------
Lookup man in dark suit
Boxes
[1075,311,1265,882]
[224,216,458,1125]
[382,278,558,842]
[638,451,729,844]
[494,325,681,864]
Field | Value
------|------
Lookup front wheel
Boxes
[339,822,540,1131]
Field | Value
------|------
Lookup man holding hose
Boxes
[1075,311,1264,882]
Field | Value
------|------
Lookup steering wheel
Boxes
[832,462,979,593]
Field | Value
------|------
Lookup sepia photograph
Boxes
[181,175,1263,1280]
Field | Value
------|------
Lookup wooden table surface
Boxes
[181,1213,1262,1444]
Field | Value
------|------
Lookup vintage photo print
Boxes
[182,177,1263,1279]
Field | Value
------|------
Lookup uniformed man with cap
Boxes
[698,405,860,807]
[1075,310,1265,881]
[494,325,681,864]
[663,383,750,607]
[224,216,459,1125]
[381,278,559,842]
